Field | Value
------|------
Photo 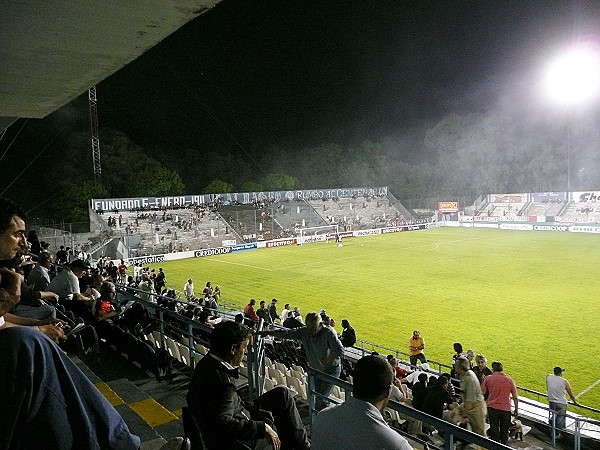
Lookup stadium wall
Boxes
[112,223,430,265]
[90,186,389,212]
[447,219,600,234]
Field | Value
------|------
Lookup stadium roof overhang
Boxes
[0,0,221,133]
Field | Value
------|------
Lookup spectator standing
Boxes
[117,259,127,283]
[268,298,280,322]
[183,278,194,300]
[154,267,166,293]
[260,312,344,410]
[411,373,429,411]
[455,357,487,438]
[423,375,455,421]
[311,355,413,450]
[339,319,356,347]
[202,281,213,298]
[243,298,259,322]
[450,342,466,381]
[472,354,493,384]
[138,274,155,302]
[256,300,273,326]
[408,330,427,367]
[56,245,69,265]
[280,303,292,322]
[482,361,518,445]
[547,366,578,434]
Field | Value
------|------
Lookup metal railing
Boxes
[306,368,512,450]
[113,288,600,448]
[349,338,451,375]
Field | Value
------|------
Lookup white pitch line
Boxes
[576,378,600,398]
[204,258,273,271]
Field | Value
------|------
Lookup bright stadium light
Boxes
[544,43,600,106]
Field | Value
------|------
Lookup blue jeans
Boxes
[549,401,567,430]
[314,364,341,411]
[0,326,140,449]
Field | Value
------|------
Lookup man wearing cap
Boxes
[481,361,518,444]
[547,366,578,432]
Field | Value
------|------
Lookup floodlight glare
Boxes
[544,44,600,106]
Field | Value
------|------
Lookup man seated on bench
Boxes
[186,321,310,450]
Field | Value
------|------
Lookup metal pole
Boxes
[567,120,571,196]
[308,371,316,425]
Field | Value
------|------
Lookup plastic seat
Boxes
[286,375,307,401]
[263,376,276,392]
[331,385,345,402]
[177,342,190,365]
[291,364,305,374]
[194,343,208,355]
[290,369,306,383]
[267,366,287,387]
[144,332,156,346]
[152,330,163,348]
[274,361,289,375]
[165,337,181,361]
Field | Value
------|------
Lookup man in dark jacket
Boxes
[186,321,309,450]
[339,319,356,347]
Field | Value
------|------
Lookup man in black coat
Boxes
[186,321,309,450]
[339,319,356,347]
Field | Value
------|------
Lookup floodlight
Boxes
[544,43,600,106]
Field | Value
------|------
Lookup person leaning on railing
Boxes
[258,311,344,411]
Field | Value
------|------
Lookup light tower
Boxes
[543,42,600,194]
[88,85,102,183]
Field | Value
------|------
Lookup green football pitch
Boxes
[146,226,600,410]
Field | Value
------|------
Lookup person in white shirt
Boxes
[280,303,292,322]
[184,278,194,300]
[312,355,413,450]
[547,366,578,432]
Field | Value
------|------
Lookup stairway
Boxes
[71,348,189,450]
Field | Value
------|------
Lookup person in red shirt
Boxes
[243,298,259,322]
[482,361,519,445]
[95,281,124,320]
[117,260,127,283]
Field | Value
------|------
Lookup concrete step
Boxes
[71,356,186,449]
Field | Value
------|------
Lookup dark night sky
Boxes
[93,1,591,152]
[3,0,600,207]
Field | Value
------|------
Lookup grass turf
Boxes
[145,226,600,411]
